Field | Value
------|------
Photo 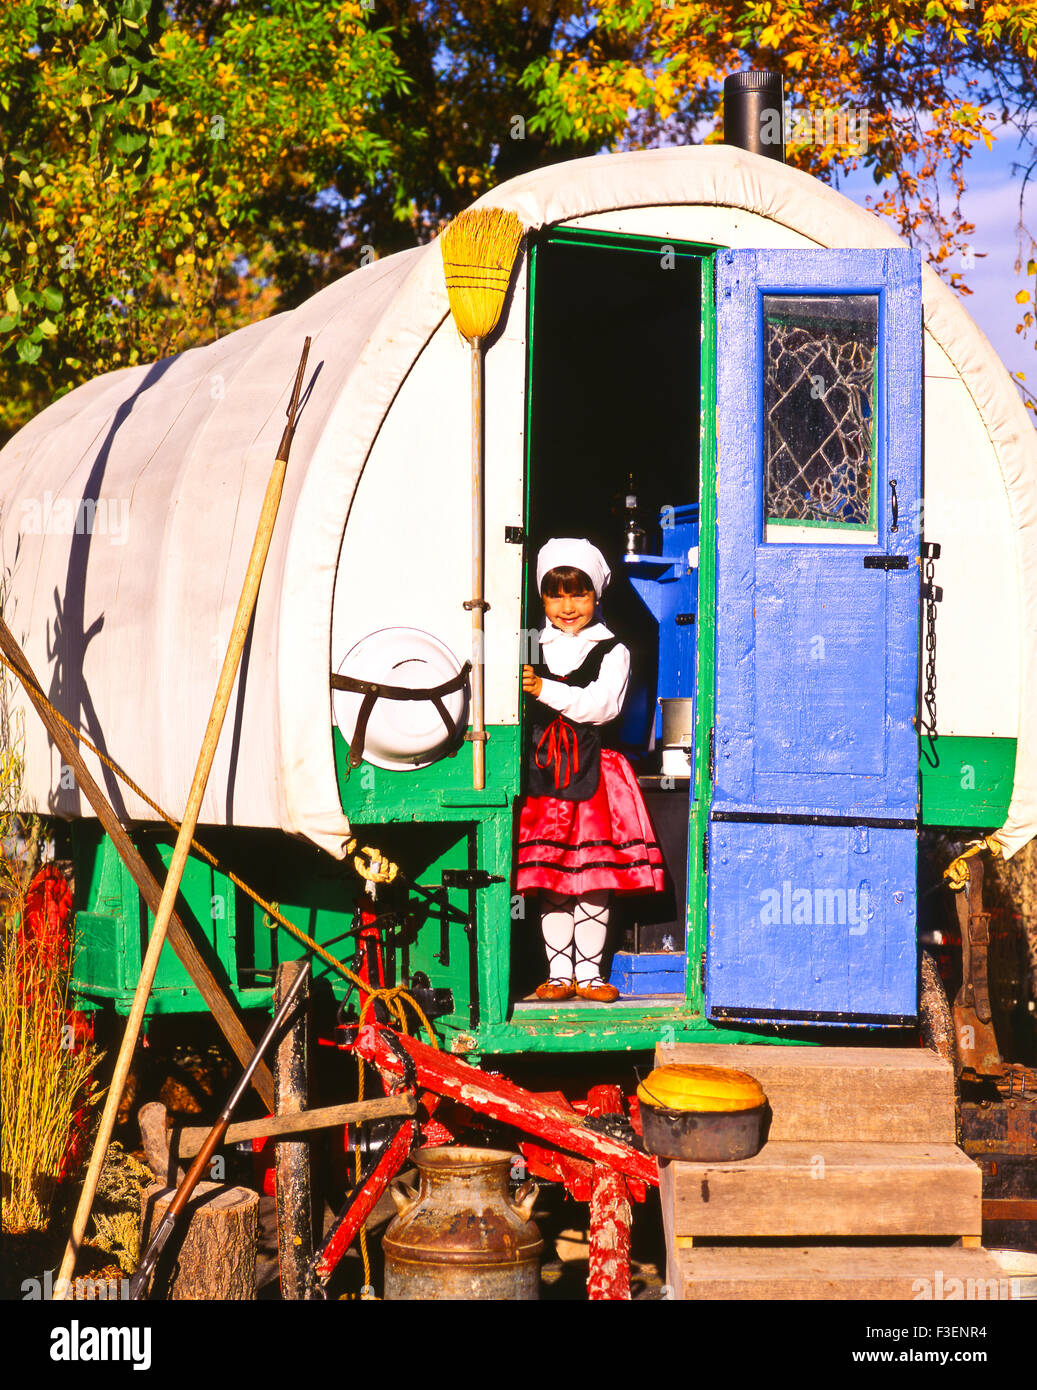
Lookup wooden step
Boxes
[670,1244,1017,1301]
[655,1044,955,1144]
[660,1142,981,1240]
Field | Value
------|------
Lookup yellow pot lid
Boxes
[637,1064,766,1113]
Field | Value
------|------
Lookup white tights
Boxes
[540,890,610,984]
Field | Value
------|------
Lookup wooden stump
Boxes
[273,960,317,1300]
[139,1181,259,1300]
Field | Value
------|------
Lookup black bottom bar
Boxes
[710,1006,917,1026]
[710,810,918,830]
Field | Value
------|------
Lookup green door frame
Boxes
[516,226,718,1031]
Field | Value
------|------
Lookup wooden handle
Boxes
[470,339,486,790]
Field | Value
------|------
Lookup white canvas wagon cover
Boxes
[2,146,1035,857]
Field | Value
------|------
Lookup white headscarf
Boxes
[535,538,611,599]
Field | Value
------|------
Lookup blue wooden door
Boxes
[706,248,922,1025]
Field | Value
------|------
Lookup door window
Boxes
[763,293,879,544]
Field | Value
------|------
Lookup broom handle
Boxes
[56,340,310,1299]
[470,338,486,790]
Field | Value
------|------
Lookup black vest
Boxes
[527,636,621,800]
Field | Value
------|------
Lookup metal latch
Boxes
[441,870,505,890]
[863,554,909,570]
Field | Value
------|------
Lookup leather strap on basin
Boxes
[331,662,472,772]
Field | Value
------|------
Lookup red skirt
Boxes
[516,749,667,897]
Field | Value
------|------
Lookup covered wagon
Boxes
[2,135,1036,1056]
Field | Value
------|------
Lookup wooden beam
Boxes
[174,1095,417,1157]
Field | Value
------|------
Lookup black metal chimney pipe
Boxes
[723,71,785,162]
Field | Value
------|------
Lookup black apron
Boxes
[527,637,621,801]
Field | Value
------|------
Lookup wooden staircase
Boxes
[656,1043,1012,1300]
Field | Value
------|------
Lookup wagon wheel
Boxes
[274,959,319,1300]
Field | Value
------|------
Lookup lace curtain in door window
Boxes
[763,295,878,531]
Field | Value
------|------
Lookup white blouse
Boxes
[534,622,631,726]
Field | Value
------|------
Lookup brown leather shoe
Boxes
[575,979,619,1003]
[535,978,576,1001]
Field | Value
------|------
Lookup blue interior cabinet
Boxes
[624,503,700,743]
[706,248,922,1026]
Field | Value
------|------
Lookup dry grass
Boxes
[0,918,102,1231]
[0,597,104,1231]
[92,1143,155,1272]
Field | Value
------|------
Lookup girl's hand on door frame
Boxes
[522,665,542,697]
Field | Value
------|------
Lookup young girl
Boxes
[517,537,666,1003]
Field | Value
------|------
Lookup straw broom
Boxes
[441,207,524,790]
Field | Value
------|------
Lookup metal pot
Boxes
[639,1100,767,1163]
[658,697,695,748]
[383,1146,542,1300]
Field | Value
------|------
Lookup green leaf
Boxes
[112,131,148,154]
[4,286,18,314]
[0,315,16,334]
[16,338,43,364]
[38,318,58,338]
[41,286,64,312]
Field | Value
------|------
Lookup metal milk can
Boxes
[382,1146,542,1300]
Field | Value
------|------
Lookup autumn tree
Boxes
[0,0,408,442]
[3,0,1035,442]
[512,1,1037,403]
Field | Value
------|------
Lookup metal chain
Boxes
[919,544,940,768]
